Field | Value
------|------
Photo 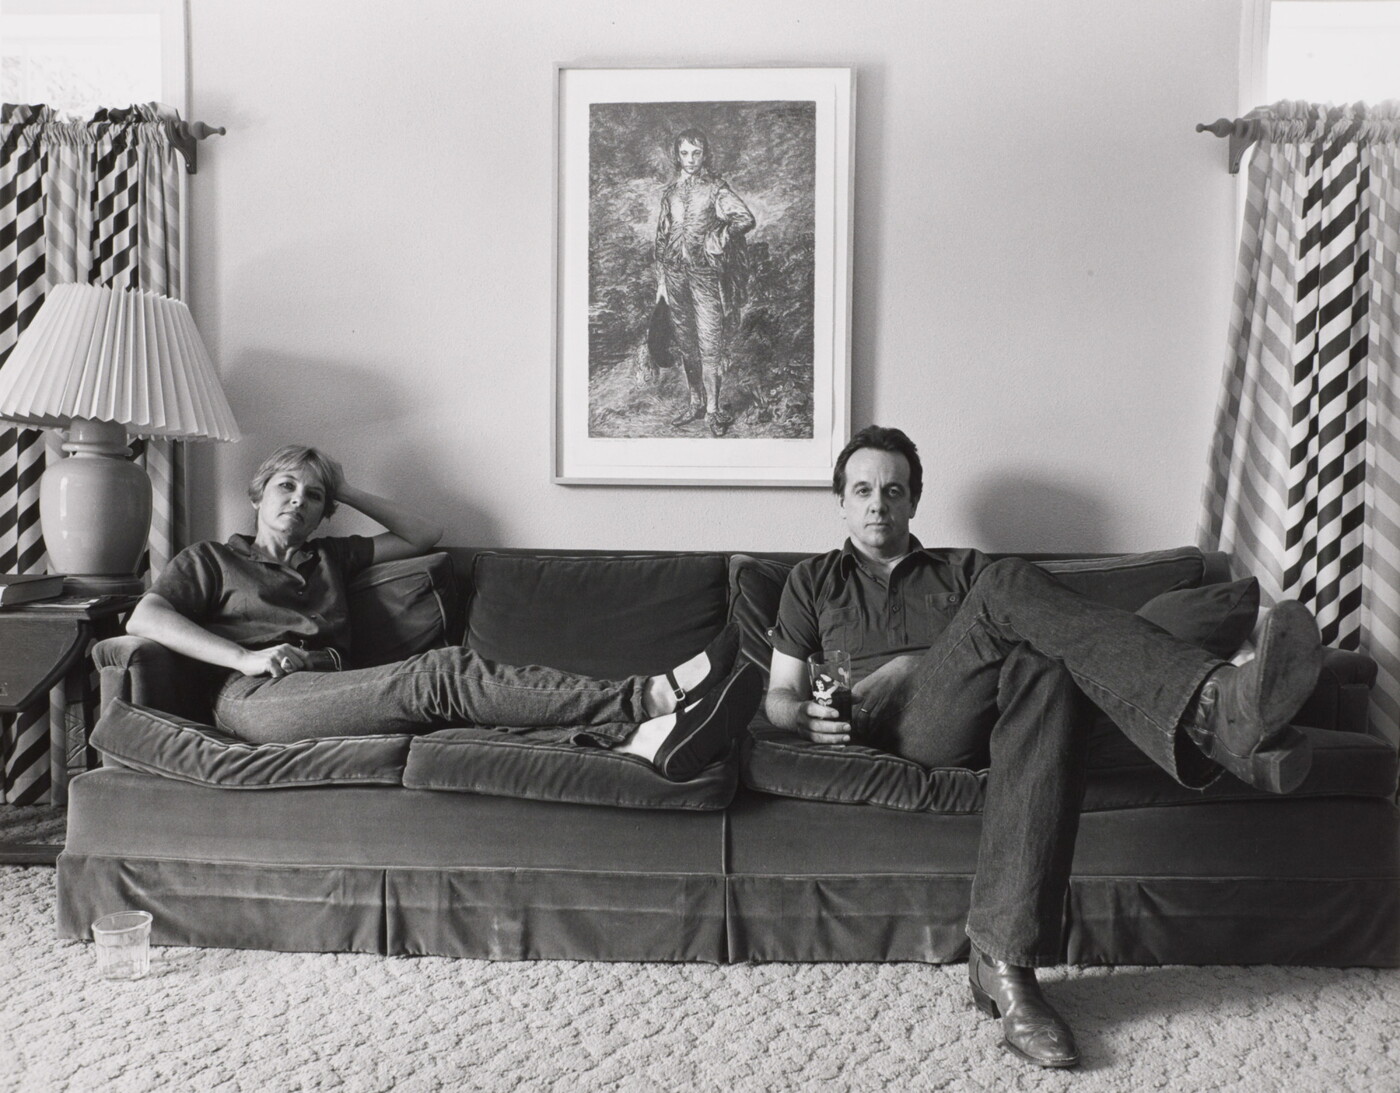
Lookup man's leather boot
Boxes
[968,946,1080,1068]
[1183,599,1322,794]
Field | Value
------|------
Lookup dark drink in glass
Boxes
[807,650,853,721]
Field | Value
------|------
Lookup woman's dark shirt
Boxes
[149,533,375,656]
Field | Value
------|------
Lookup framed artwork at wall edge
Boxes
[553,65,854,486]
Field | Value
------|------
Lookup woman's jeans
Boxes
[865,557,1223,967]
[213,646,648,747]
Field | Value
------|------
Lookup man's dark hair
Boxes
[832,425,923,505]
[670,127,711,168]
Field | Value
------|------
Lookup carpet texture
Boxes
[0,806,65,846]
[3,866,1398,1092]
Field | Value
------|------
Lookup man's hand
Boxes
[766,649,854,745]
[851,654,921,709]
[792,699,853,745]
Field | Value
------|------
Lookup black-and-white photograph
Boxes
[587,101,815,441]
[1,3,1398,1091]
[555,66,853,484]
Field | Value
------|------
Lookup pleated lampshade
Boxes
[0,283,240,440]
[0,283,240,591]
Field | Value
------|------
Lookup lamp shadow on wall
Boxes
[203,353,500,543]
[964,473,1117,554]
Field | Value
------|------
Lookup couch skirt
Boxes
[56,772,1400,966]
[725,792,1400,966]
[57,770,729,962]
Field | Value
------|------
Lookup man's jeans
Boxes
[864,557,1222,966]
[213,646,648,746]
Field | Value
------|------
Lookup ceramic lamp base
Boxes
[39,420,152,584]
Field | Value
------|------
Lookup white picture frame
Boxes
[553,65,854,486]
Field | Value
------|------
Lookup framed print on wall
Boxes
[553,66,854,485]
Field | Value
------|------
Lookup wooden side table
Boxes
[0,594,140,864]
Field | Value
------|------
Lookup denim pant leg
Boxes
[880,557,1221,781]
[213,646,648,745]
[867,557,1225,964]
[964,646,1091,965]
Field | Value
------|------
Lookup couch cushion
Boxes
[741,723,1397,814]
[728,554,796,685]
[1036,546,1206,611]
[90,699,412,788]
[1135,578,1260,659]
[403,727,738,810]
[468,552,730,678]
[347,552,459,668]
[741,726,987,813]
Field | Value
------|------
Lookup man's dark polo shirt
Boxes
[771,537,992,684]
[150,533,375,655]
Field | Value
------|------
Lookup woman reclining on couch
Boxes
[125,445,759,782]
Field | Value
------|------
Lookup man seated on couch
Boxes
[125,444,761,784]
[763,424,1323,1070]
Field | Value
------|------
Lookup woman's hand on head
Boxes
[322,455,346,496]
[239,644,311,679]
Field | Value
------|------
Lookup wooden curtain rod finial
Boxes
[184,120,226,141]
[1196,118,1237,138]
[167,118,226,176]
[1196,115,1262,175]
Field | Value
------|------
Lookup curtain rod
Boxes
[1196,116,1262,174]
[165,117,225,175]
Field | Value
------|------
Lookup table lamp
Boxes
[0,283,240,593]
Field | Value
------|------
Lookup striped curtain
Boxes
[1200,100,1400,745]
[0,102,186,804]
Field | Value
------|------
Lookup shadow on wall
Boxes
[190,352,501,545]
[965,473,1118,554]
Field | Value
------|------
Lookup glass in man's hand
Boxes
[807,650,853,721]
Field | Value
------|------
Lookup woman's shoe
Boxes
[663,623,740,706]
[654,664,762,781]
[968,945,1080,1069]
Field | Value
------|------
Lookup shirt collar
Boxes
[838,534,929,577]
[227,532,317,570]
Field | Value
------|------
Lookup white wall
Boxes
[185,0,1242,554]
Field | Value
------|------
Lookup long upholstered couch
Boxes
[55,545,1400,966]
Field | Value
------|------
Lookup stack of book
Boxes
[0,574,66,607]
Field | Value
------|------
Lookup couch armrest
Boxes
[1291,647,1379,737]
[92,636,219,724]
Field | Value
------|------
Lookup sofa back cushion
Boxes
[1034,547,1206,610]
[347,552,460,668]
[467,552,730,678]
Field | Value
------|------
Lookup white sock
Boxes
[646,647,713,716]
[615,713,676,762]
[669,647,711,694]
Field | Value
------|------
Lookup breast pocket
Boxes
[910,592,965,647]
[817,604,867,654]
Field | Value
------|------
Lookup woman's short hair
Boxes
[832,425,924,506]
[247,445,341,517]
[670,127,711,168]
